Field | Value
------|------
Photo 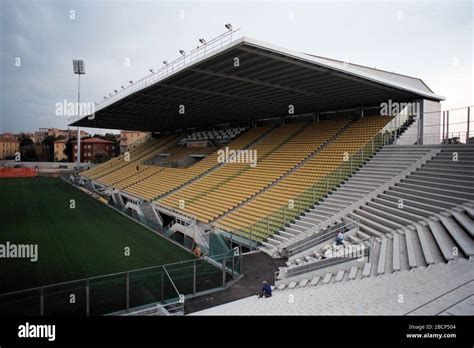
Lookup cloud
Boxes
[0,0,472,134]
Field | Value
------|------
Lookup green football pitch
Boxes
[0,177,198,295]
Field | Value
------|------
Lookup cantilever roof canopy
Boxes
[71,36,444,132]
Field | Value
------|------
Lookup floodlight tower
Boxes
[72,60,85,170]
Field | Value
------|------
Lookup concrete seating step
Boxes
[304,210,333,219]
[351,209,398,234]
[357,222,385,239]
[451,210,474,238]
[389,186,465,206]
[299,278,309,288]
[377,237,388,275]
[347,234,360,243]
[284,226,305,235]
[438,214,474,256]
[348,266,358,280]
[265,238,280,246]
[361,203,418,225]
[288,281,297,289]
[277,283,287,290]
[261,241,274,249]
[310,276,321,286]
[407,173,474,187]
[322,273,333,284]
[372,196,435,218]
[318,201,348,210]
[368,199,426,220]
[362,263,372,277]
[309,206,340,214]
[336,186,372,195]
[335,270,345,282]
[355,230,370,239]
[341,181,380,190]
[426,217,456,261]
[273,234,288,242]
[404,227,418,269]
[401,177,474,193]
[349,176,388,184]
[412,169,474,183]
[397,181,474,200]
[462,203,474,219]
[418,165,473,176]
[392,233,401,271]
[414,222,435,265]
[280,230,296,238]
[382,190,454,211]
[352,172,393,181]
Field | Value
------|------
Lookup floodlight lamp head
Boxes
[198,38,206,45]
[225,23,232,30]
[72,60,85,74]
[179,50,185,56]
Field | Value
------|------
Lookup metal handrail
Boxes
[162,265,181,299]
[285,217,359,257]
[275,236,372,280]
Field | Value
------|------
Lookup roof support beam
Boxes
[190,67,324,98]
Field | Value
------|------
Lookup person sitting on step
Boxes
[257,280,272,298]
[335,231,345,246]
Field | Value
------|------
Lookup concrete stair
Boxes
[266,146,432,252]
[270,145,474,292]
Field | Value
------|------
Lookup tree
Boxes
[92,151,110,163]
[20,145,37,161]
[41,135,66,162]
[18,135,33,147]
[63,137,76,162]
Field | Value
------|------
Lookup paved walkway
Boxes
[192,259,474,315]
[185,251,286,314]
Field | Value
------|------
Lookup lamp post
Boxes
[72,60,85,170]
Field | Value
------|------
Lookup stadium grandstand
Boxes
[67,30,474,316]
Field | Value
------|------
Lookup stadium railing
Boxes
[0,250,241,316]
[282,216,360,258]
[274,236,374,281]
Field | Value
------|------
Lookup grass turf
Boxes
[0,177,197,294]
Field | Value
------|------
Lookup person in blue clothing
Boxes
[258,280,272,298]
[335,231,345,246]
